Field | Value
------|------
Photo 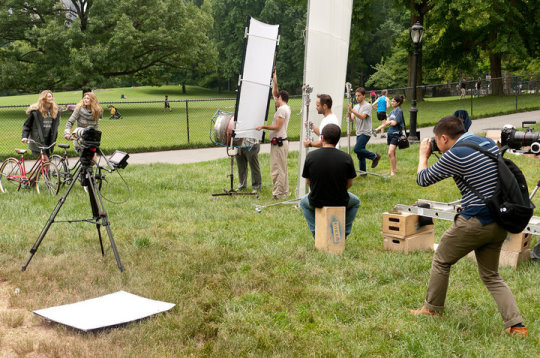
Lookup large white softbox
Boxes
[296,0,353,198]
[234,18,280,141]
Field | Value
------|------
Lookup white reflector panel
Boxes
[33,291,175,331]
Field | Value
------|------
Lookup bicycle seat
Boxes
[15,148,27,154]
[58,144,70,149]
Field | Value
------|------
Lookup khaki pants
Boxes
[270,141,288,198]
[425,216,523,328]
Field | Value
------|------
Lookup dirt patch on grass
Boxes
[0,279,66,357]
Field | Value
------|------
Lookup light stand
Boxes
[22,153,124,272]
[345,82,353,154]
[408,21,424,143]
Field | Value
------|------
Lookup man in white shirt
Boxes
[303,94,340,149]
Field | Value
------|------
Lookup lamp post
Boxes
[408,21,424,142]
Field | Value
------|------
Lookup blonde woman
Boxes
[64,91,103,153]
[21,90,61,161]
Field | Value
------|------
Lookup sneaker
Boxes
[236,186,246,191]
[505,326,527,337]
[409,306,438,316]
[381,134,387,138]
[371,130,378,138]
[371,153,381,168]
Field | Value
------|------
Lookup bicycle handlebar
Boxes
[27,139,57,150]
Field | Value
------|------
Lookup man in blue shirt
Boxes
[410,116,526,337]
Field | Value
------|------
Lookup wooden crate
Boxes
[383,229,434,254]
[315,207,345,254]
[382,212,434,238]
[466,249,530,268]
[501,232,531,252]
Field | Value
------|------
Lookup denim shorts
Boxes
[387,133,400,146]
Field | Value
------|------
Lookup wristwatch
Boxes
[308,142,312,147]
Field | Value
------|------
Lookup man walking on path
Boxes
[256,72,291,199]
[347,87,380,173]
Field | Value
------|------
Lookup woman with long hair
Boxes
[64,91,103,154]
[383,95,405,176]
[21,90,61,160]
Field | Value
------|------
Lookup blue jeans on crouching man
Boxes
[354,134,377,172]
[299,193,361,237]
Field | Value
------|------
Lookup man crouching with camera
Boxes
[409,115,527,337]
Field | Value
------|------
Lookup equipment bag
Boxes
[454,142,535,233]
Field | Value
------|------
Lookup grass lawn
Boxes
[0,141,538,356]
[0,85,539,160]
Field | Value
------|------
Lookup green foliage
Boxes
[210,0,305,92]
[0,0,217,92]
[365,48,409,89]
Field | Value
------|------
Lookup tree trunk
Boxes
[182,82,186,94]
[490,53,503,96]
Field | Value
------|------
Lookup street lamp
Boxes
[408,21,424,142]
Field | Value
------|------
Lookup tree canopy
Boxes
[0,0,538,94]
[0,0,216,92]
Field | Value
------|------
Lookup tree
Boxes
[210,0,305,93]
[0,0,217,92]
[425,0,534,95]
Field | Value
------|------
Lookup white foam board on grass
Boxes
[34,290,175,331]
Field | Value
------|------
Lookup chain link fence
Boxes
[1,74,539,160]
[0,96,304,160]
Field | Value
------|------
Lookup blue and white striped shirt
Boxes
[417,133,499,224]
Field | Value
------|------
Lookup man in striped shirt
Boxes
[410,116,526,337]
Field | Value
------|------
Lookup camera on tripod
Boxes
[75,127,102,167]
[501,122,540,154]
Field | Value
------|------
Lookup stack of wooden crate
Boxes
[467,232,532,268]
[382,212,434,254]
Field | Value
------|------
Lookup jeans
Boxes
[354,135,376,172]
[300,193,360,237]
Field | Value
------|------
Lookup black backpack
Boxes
[454,142,535,233]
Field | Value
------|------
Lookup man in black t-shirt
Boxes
[300,124,360,237]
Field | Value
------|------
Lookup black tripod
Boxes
[22,161,124,272]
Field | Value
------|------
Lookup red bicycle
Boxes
[0,140,60,195]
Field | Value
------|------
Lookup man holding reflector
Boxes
[256,72,291,199]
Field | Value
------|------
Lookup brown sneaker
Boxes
[409,306,438,316]
[371,153,381,168]
[505,326,527,337]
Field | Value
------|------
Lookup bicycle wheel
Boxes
[36,162,60,195]
[50,154,70,186]
[0,158,22,193]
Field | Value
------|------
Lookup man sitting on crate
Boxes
[299,124,360,238]
[410,115,527,337]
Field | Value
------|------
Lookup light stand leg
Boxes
[212,154,256,196]
[22,165,82,271]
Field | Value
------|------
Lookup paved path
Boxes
[126,110,539,165]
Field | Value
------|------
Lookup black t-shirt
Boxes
[302,147,357,207]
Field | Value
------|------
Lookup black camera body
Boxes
[430,137,440,153]
[501,123,540,154]
[77,128,102,167]
[79,127,102,149]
